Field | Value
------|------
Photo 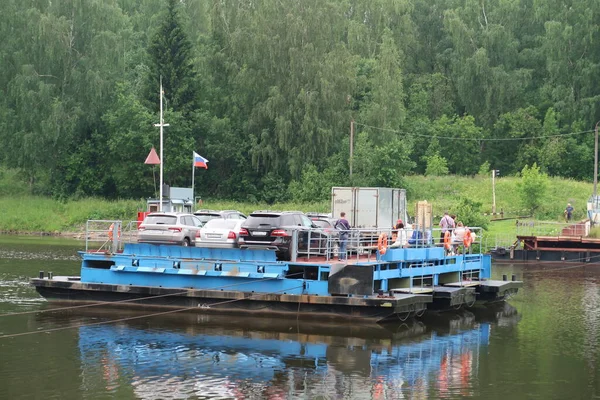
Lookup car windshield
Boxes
[312,220,332,229]
[144,215,177,225]
[196,215,219,223]
[204,219,238,229]
[245,215,281,227]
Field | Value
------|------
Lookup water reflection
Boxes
[66,306,519,399]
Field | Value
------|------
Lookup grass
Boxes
[0,173,594,236]
[0,197,144,233]
[405,175,590,221]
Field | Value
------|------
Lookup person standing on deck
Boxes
[564,203,574,222]
[335,212,351,261]
[439,211,455,243]
[451,221,469,254]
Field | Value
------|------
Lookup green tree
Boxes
[433,115,483,175]
[288,165,336,203]
[425,154,449,176]
[453,197,488,230]
[478,161,490,177]
[489,106,542,175]
[146,0,198,116]
[350,132,415,187]
[103,85,156,198]
[518,163,548,215]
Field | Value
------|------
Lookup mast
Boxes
[154,77,170,211]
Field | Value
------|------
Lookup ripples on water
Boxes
[0,237,81,312]
[0,248,80,262]
[0,278,45,308]
[6,240,600,399]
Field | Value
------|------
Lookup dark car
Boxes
[305,212,333,219]
[193,209,247,226]
[238,211,329,260]
[309,217,339,237]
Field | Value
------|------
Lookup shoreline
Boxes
[0,230,87,240]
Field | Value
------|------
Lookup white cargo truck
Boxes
[330,187,408,229]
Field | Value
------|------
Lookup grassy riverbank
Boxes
[0,174,592,235]
[405,175,590,221]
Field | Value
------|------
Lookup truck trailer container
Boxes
[330,187,408,229]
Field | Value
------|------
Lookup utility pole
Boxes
[154,77,170,211]
[349,119,354,178]
[595,121,599,199]
[492,169,496,215]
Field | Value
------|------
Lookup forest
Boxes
[1,0,599,203]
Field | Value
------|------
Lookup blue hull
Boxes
[31,243,520,322]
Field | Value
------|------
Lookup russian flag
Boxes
[193,151,209,169]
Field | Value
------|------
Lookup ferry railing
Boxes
[296,226,484,262]
[516,220,588,237]
[303,228,343,261]
[85,219,138,253]
[484,233,516,252]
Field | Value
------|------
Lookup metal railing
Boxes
[482,233,516,252]
[300,226,484,262]
[83,218,484,261]
[515,220,589,237]
[85,220,138,253]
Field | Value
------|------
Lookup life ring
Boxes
[377,232,388,255]
[108,223,121,240]
[443,231,452,250]
[463,229,472,248]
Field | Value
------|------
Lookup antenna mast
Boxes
[154,77,170,211]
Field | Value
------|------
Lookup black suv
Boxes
[239,211,329,260]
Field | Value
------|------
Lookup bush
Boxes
[425,154,449,176]
[452,197,489,230]
[517,163,548,215]
[478,161,490,177]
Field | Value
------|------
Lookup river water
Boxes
[0,236,599,399]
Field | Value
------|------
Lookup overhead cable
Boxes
[354,122,594,142]
[0,284,304,339]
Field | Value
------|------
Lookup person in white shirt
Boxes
[390,224,409,248]
[451,221,467,254]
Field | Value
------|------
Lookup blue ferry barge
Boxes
[31,221,521,323]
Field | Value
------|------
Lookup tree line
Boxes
[1,0,598,202]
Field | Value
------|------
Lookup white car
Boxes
[195,218,245,248]
[138,212,202,246]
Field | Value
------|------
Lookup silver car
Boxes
[194,209,247,226]
[195,218,245,248]
[138,212,202,246]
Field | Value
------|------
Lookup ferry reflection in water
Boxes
[74,305,518,399]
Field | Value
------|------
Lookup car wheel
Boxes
[277,250,291,261]
[182,238,190,247]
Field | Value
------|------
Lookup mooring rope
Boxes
[519,252,600,274]
[0,284,305,339]
[0,271,306,318]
